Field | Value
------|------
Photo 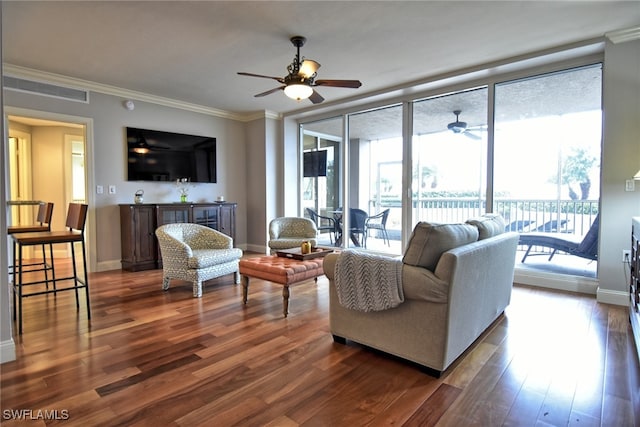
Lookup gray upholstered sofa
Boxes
[323,214,519,376]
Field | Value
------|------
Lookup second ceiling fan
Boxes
[447,110,483,140]
[237,36,362,104]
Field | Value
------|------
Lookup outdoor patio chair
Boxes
[519,214,599,263]
[305,208,337,244]
[349,208,368,247]
[365,208,390,246]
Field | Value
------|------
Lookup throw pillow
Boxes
[466,214,506,240]
[403,222,479,271]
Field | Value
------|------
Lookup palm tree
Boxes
[555,147,597,200]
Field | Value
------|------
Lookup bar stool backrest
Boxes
[37,202,55,230]
[66,203,89,233]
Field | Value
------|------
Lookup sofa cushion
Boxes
[403,222,478,271]
[466,214,506,240]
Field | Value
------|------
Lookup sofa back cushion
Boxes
[466,214,506,240]
[403,222,479,271]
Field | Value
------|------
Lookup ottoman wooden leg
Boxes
[242,275,249,304]
[282,285,290,317]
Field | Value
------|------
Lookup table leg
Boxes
[242,275,249,304]
[282,285,290,317]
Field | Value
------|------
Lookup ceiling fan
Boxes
[447,110,482,140]
[237,36,362,104]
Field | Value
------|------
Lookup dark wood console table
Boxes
[119,202,236,271]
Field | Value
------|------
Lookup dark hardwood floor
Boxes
[1,255,639,426]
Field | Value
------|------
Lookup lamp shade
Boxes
[635,169,640,180]
[284,84,313,101]
[299,60,320,78]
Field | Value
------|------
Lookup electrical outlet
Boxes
[96,185,103,194]
[623,249,631,263]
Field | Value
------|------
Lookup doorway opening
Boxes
[6,112,93,267]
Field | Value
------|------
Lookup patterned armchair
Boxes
[155,223,243,297]
[268,217,317,254]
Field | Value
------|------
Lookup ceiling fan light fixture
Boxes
[133,146,150,154]
[284,83,313,101]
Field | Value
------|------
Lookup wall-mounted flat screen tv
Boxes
[303,150,328,177]
[126,127,216,183]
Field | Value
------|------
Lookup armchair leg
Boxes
[234,270,241,284]
[193,281,203,298]
[162,277,171,291]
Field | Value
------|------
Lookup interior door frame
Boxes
[4,107,96,273]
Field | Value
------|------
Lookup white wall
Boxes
[245,117,269,253]
[4,91,249,271]
[598,37,640,303]
[0,3,16,362]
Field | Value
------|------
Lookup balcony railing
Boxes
[369,197,599,240]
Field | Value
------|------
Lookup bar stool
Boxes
[8,202,55,278]
[11,203,90,334]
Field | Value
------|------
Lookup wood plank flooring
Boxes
[1,256,639,426]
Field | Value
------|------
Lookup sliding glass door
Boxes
[346,105,403,253]
[493,65,601,274]
[301,117,343,247]
[412,88,488,225]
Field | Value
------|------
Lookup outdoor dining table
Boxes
[329,210,363,247]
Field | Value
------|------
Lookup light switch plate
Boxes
[108,185,116,194]
[96,185,104,194]
[625,179,635,192]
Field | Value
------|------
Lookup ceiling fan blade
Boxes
[309,90,325,104]
[299,59,320,78]
[238,72,285,83]
[463,131,482,140]
[314,79,362,88]
[254,86,285,97]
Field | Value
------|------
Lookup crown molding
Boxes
[2,64,281,123]
[606,26,640,44]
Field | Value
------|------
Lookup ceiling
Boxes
[2,1,639,121]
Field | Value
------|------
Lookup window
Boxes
[299,62,602,278]
[493,65,601,244]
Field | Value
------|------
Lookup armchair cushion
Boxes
[188,249,245,269]
[403,222,478,271]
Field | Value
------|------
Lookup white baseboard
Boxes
[0,338,16,364]
[96,259,123,272]
[244,244,268,254]
[596,287,629,306]
[514,270,599,295]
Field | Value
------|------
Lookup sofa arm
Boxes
[323,252,340,280]
[437,231,519,365]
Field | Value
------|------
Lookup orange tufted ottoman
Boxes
[239,255,325,317]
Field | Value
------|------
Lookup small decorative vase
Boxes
[134,189,144,204]
[180,194,187,203]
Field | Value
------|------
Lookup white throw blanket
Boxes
[334,250,404,312]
